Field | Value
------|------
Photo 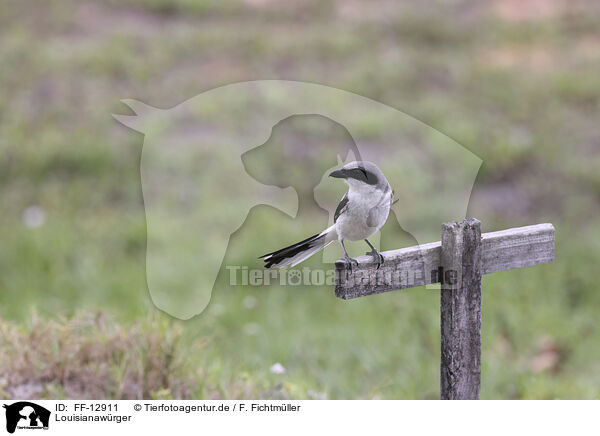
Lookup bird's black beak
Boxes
[329,169,346,179]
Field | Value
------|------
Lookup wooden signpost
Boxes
[334,219,555,399]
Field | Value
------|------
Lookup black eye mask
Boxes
[347,167,378,185]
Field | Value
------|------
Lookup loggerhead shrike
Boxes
[261,161,392,269]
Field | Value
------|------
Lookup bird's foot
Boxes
[342,254,359,272]
[366,249,384,269]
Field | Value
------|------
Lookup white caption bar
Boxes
[1,400,596,436]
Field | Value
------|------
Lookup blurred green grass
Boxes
[1,0,600,399]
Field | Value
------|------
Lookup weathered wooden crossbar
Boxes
[334,222,555,299]
[334,219,555,400]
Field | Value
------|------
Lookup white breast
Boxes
[336,185,391,242]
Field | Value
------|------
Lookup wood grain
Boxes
[335,222,554,299]
[440,218,481,400]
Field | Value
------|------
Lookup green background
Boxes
[1,0,599,399]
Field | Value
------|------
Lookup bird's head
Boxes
[329,161,387,193]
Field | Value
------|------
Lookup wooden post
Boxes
[333,220,555,399]
[440,218,482,400]
[334,222,554,299]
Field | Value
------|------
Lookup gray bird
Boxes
[260,161,392,269]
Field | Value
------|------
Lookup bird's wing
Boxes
[334,193,349,223]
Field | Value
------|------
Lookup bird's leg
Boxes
[338,239,358,271]
[364,239,384,269]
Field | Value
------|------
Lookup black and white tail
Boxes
[260,225,337,268]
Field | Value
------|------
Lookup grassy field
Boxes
[1,0,600,399]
